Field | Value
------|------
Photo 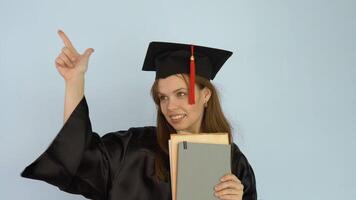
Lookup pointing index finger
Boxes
[58,30,76,50]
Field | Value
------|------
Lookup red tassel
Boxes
[189,45,196,104]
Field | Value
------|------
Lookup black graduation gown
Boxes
[21,96,257,200]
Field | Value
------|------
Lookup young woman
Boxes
[21,30,257,200]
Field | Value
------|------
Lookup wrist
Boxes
[65,75,85,86]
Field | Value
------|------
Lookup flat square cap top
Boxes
[142,41,233,80]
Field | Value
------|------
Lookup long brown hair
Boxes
[150,74,233,182]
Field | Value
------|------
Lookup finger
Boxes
[215,181,243,192]
[55,62,64,69]
[220,173,241,183]
[55,58,65,68]
[214,188,240,196]
[57,30,77,52]
[217,194,241,200]
[57,57,72,69]
[83,48,94,58]
[59,53,74,68]
[62,47,78,62]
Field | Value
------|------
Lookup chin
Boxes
[170,124,188,132]
[170,124,184,131]
[173,125,195,133]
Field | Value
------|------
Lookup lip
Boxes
[169,113,186,118]
[169,114,186,124]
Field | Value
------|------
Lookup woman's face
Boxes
[157,74,211,133]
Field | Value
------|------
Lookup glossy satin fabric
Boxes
[21,96,257,200]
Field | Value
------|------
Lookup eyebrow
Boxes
[158,88,187,96]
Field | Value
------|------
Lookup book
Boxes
[176,142,231,200]
[169,133,230,200]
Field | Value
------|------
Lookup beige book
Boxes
[169,133,229,200]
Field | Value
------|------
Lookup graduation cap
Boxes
[142,41,233,104]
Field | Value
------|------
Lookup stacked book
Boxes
[169,133,231,200]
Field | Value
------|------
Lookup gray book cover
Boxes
[176,142,231,200]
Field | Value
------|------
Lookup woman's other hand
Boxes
[55,30,94,82]
[214,173,244,200]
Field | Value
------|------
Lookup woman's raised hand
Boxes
[55,30,94,81]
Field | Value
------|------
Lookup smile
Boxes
[169,114,187,121]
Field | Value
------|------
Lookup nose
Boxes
[166,98,179,111]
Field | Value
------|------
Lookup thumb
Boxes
[83,48,94,58]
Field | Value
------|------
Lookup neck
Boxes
[177,129,200,134]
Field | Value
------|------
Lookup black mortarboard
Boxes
[142,41,233,104]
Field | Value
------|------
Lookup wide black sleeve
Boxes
[21,96,128,200]
[231,143,257,200]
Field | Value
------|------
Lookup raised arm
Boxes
[55,30,94,123]
[21,31,117,200]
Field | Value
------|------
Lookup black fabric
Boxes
[21,96,257,200]
[142,41,233,80]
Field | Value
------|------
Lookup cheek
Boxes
[187,105,204,118]
[159,103,168,116]
[159,104,165,113]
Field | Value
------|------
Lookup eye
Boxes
[159,95,168,101]
[177,92,187,97]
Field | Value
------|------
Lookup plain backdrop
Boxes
[0,0,355,199]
